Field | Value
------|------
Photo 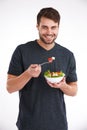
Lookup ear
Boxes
[36,24,39,30]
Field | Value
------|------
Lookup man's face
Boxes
[37,17,59,45]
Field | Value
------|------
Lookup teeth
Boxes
[46,35,52,38]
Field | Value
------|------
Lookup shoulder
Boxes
[13,40,37,54]
[11,40,37,57]
[55,43,74,56]
[17,40,37,49]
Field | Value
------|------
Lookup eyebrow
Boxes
[41,25,58,28]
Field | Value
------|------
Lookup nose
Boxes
[46,28,52,34]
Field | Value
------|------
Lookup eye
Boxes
[51,26,57,30]
[42,26,48,30]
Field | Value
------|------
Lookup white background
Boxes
[0,0,87,130]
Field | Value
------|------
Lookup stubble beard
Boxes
[39,34,57,45]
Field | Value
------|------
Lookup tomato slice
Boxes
[48,57,55,63]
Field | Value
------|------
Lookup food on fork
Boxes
[48,57,55,63]
[40,57,55,66]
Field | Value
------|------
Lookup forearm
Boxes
[60,82,78,96]
[7,70,32,93]
[7,64,41,93]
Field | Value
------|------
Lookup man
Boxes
[6,7,78,130]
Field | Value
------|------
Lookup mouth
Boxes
[44,34,54,41]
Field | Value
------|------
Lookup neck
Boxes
[37,39,55,51]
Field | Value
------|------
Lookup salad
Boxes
[44,70,65,78]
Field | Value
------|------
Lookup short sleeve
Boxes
[8,45,24,76]
[66,53,77,83]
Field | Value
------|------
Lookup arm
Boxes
[6,64,41,93]
[60,80,78,96]
[47,77,78,96]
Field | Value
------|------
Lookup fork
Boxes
[40,61,51,66]
[40,57,55,66]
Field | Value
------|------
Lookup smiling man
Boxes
[6,7,78,130]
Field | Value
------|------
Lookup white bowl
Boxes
[44,75,65,83]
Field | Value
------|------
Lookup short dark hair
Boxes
[37,7,61,25]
